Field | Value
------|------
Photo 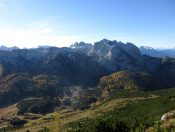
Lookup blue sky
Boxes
[0,0,174,48]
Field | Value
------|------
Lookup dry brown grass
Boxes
[0,104,18,118]
[0,104,18,128]
[59,98,128,126]
[0,96,157,131]
[16,112,61,132]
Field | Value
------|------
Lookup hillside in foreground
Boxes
[1,88,175,131]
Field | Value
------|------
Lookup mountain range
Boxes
[140,46,175,58]
[0,39,175,108]
[0,46,19,51]
[0,39,175,131]
[1,42,175,58]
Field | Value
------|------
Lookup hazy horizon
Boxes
[0,39,175,50]
[0,0,174,48]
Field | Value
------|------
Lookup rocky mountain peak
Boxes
[70,42,92,49]
[99,38,111,44]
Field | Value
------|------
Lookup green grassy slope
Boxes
[67,88,175,132]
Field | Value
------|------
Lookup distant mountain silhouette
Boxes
[0,45,19,51]
[140,46,175,58]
